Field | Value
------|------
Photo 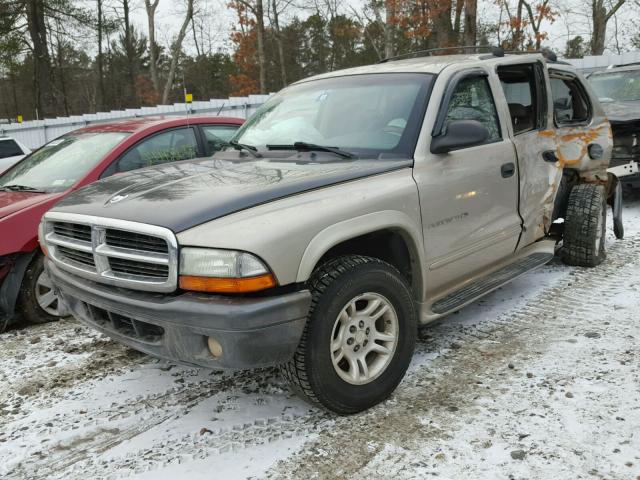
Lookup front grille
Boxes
[105,229,169,254]
[53,222,92,242]
[57,245,96,268]
[109,257,169,278]
[44,213,178,292]
[85,303,164,344]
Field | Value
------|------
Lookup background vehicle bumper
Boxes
[46,260,312,369]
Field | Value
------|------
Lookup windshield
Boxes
[0,132,129,193]
[588,69,640,102]
[232,73,434,158]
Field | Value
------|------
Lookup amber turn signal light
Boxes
[179,273,276,293]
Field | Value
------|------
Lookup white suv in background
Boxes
[0,137,31,174]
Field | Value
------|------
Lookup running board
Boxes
[430,252,553,315]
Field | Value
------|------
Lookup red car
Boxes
[0,115,244,331]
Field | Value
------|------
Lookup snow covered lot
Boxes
[2,193,640,480]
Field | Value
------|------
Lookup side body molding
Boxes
[296,210,426,299]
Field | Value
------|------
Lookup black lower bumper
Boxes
[46,260,312,369]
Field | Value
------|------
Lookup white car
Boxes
[0,136,31,174]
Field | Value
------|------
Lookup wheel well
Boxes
[314,230,419,294]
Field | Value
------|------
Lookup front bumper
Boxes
[46,260,312,369]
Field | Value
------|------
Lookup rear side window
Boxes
[444,76,501,143]
[498,64,545,135]
[201,124,240,154]
[0,139,24,159]
[550,77,591,125]
[113,127,198,173]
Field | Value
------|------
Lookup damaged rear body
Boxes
[588,66,640,189]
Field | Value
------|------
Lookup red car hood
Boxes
[0,191,62,219]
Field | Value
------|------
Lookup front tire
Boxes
[561,183,607,267]
[281,255,417,414]
[17,254,63,324]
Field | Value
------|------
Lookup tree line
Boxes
[0,0,637,121]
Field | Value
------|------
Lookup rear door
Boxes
[549,69,612,180]
[414,68,522,297]
[496,61,557,247]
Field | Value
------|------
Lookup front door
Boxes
[413,69,522,298]
[496,61,557,246]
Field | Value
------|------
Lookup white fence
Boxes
[0,95,270,149]
[566,51,640,73]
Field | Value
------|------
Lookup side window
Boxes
[114,128,198,173]
[201,124,240,154]
[0,140,24,159]
[498,64,543,134]
[444,76,501,144]
[550,77,590,125]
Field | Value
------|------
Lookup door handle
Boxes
[501,162,515,178]
[542,150,558,163]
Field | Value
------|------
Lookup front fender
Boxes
[296,210,425,297]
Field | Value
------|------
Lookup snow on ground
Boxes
[1,191,640,479]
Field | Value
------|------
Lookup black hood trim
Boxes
[52,158,413,233]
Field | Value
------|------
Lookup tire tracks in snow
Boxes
[265,236,640,479]
[2,236,639,479]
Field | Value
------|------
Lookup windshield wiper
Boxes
[0,184,46,193]
[228,140,262,158]
[267,142,356,159]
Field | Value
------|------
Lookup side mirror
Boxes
[430,120,490,154]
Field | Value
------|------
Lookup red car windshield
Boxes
[0,132,129,193]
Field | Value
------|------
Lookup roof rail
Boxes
[502,49,570,64]
[377,45,504,64]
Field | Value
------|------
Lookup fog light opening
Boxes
[207,337,223,358]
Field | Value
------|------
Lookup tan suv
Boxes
[42,50,617,414]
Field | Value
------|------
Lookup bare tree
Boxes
[162,0,194,104]
[590,0,626,54]
[269,0,291,87]
[463,0,477,46]
[96,0,106,110]
[25,0,55,117]
[144,0,161,94]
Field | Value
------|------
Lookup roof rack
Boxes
[501,49,571,64]
[377,45,505,64]
[377,45,568,66]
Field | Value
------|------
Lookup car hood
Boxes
[51,156,413,232]
[0,191,61,220]
[602,100,640,124]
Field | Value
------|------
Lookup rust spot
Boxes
[538,130,555,138]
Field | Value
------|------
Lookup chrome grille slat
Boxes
[44,213,178,293]
[57,246,96,268]
[95,244,169,265]
[52,222,92,242]
[46,233,93,252]
[109,258,169,277]
[105,229,169,253]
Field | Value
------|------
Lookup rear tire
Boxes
[561,183,606,267]
[281,255,417,414]
[17,254,63,325]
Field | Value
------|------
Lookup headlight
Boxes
[178,248,276,293]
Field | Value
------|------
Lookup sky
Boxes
[119,0,639,58]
